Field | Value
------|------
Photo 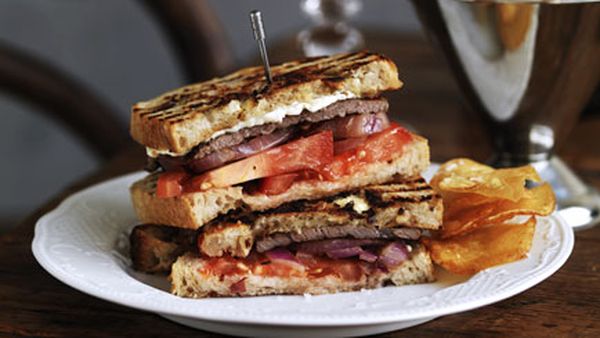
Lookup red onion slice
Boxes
[265,247,306,271]
[187,128,293,173]
[312,112,390,140]
[296,239,385,255]
[334,137,367,155]
[359,250,378,263]
[295,250,315,261]
[327,246,379,263]
[378,241,409,268]
[265,247,297,262]
[326,247,364,259]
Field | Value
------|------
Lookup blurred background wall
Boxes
[0,0,420,231]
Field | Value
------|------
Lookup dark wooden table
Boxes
[2,33,599,337]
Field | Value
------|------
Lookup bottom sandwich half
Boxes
[171,245,434,297]
[130,177,442,298]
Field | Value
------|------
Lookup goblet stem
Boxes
[532,157,600,230]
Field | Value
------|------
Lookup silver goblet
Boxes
[412,0,600,229]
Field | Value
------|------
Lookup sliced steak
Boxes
[254,233,293,254]
[154,97,388,170]
[255,225,422,253]
[391,227,422,239]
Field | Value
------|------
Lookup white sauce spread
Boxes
[146,91,356,158]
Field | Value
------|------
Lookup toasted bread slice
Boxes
[130,134,429,230]
[251,177,442,231]
[199,177,442,257]
[129,224,195,273]
[131,51,402,156]
[170,245,434,298]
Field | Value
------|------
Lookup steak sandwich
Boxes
[128,51,443,297]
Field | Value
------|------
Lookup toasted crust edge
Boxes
[129,224,196,273]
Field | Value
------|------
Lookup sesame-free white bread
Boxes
[130,134,429,230]
[130,51,402,156]
[170,246,434,298]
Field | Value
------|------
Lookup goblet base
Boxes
[492,155,599,231]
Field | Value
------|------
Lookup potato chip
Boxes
[431,158,542,202]
[424,217,536,275]
[440,183,555,238]
[432,158,494,184]
[426,158,555,275]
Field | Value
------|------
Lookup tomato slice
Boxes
[320,124,412,180]
[329,260,364,281]
[186,130,334,191]
[158,124,411,196]
[257,173,299,195]
[334,137,366,155]
[199,252,365,281]
[362,123,412,162]
[156,170,190,198]
[296,169,322,181]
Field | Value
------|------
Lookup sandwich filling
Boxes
[131,222,424,285]
[130,225,424,279]
[147,98,416,199]
[196,240,419,287]
[146,91,358,158]
[151,97,389,167]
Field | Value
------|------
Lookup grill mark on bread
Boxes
[149,95,243,121]
[133,52,383,118]
[144,92,245,120]
[388,194,434,203]
[212,179,438,222]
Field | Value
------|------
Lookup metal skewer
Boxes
[249,10,273,85]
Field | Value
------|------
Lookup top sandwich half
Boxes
[129,51,432,230]
[130,51,402,157]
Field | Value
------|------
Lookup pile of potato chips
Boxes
[424,158,556,275]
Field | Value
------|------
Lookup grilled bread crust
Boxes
[130,134,429,230]
[250,177,443,231]
[170,246,434,298]
[130,51,402,155]
[199,177,442,257]
[129,224,195,274]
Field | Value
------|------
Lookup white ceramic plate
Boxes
[32,168,574,337]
